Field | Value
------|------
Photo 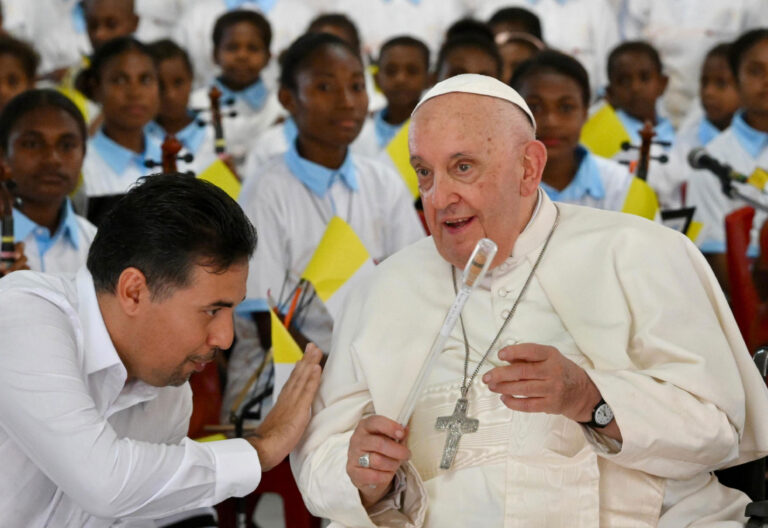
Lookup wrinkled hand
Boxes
[347,415,410,508]
[0,242,29,277]
[247,343,322,471]
[482,343,599,422]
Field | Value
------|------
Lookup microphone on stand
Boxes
[687,148,754,187]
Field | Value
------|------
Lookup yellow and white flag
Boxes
[301,216,375,321]
[385,120,420,199]
[271,309,303,398]
[198,158,241,200]
[621,177,660,221]
[580,103,632,159]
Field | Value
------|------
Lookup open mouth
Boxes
[443,216,474,232]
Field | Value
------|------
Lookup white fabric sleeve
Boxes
[0,293,261,519]
[578,236,746,479]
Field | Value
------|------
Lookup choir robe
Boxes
[292,191,768,527]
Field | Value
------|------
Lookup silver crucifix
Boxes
[435,397,479,469]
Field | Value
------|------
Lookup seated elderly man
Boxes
[0,174,322,527]
[291,74,768,527]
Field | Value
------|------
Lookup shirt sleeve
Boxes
[0,292,261,520]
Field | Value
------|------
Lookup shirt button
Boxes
[498,288,508,297]
[501,309,510,319]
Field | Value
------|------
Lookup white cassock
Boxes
[292,191,768,527]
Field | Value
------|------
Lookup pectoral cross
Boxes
[435,397,479,469]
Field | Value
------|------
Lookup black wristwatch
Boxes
[580,398,614,428]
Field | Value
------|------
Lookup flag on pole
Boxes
[271,309,302,398]
[198,158,241,200]
[622,177,660,220]
[580,104,632,159]
[385,120,420,199]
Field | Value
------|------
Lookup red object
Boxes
[725,207,760,347]
[187,361,222,439]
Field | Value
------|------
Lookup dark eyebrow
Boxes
[206,300,235,309]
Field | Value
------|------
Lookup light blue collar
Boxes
[373,109,402,148]
[13,198,80,250]
[71,2,86,34]
[282,117,298,145]
[731,111,768,159]
[697,117,721,147]
[224,0,277,12]
[146,117,207,155]
[214,77,268,111]
[540,146,605,202]
[91,128,163,176]
[284,140,357,197]
[615,108,676,146]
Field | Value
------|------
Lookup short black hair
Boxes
[279,32,362,92]
[0,89,87,152]
[445,18,495,44]
[146,38,194,76]
[0,34,40,80]
[87,173,257,299]
[77,36,153,99]
[728,29,768,78]
[378,35,430,70]
[307,13,361,54]
[435,35,503,79]
[510,49,590,105]
[488,7,542,40]
[607,40,663,80]
[212,9,272,51]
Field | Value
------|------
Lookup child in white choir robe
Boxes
[686,29,768,293]
[434,33,504,82]
[174,0,318,89]
[79,38,161,208]
[228,33,424,422]
[82,0,139,53]
[372,36,431,150]
[145,39,218,177]
[511,50,632,211]
[188,9,283,173]
[0,89,96,277]
[659,43,741,209]
[486,7,545,84]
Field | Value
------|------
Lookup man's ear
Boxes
[277,86,296,114]
[115,267,150,317]
[658,73,669,96]
[129,14,139,34]
[521,140,546,197]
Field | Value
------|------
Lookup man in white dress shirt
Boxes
[0,174,321,527]
[292,74,768,527]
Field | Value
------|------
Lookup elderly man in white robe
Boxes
[291,74,768,527]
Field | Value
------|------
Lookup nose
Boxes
[207,314,235,351]
[338,85,356,108]
[426,171,460,211]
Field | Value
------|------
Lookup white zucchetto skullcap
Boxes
[413,73,536,131]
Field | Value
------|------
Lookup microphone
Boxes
[688,147,768,194]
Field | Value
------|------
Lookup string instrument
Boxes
[0,166,17,267]
[208,86,227,156]
[619,119,670,181]
[144,134,193,175]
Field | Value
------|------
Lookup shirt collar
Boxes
[698,117,721,146]
[540,146,604,202]
[282,116,299,145]
[283,139,357,197]
[214,77,268,111]
[615,108,675,145]
[13,199,81,249]
[76,267,124,376]
[373,109,402,148]
[731,110,768,159]
[224,0,277,11]
[91,128,163,176]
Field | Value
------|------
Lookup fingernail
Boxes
[482,373,490,383]
[395,429,404,439]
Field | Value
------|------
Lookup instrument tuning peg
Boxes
[178,153,194,163]
[144,159,161,168]
[196,119,208,127]
[621,141,637,151]
[227,110,238,118]
[223,97,235,106]
[652,154,669,164]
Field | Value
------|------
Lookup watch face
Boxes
[594,403,614,426]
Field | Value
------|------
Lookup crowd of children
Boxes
[0,1,767,526]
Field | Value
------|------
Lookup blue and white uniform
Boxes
[82,129,163,197]
[540,146,632,211]
[5,199,96,274]
[372,108,404,150]
[686,111,768,255]
[145,118,218,177]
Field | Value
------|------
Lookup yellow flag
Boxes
[385,120,420,199]
[301,217,371,302]
[198,159,241,200]
[621,178,659,220]
[270,310,303,364]
[580,104,632,159]
[195,433,228,443]
[748,167,768,191]
[686,220,704,242]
